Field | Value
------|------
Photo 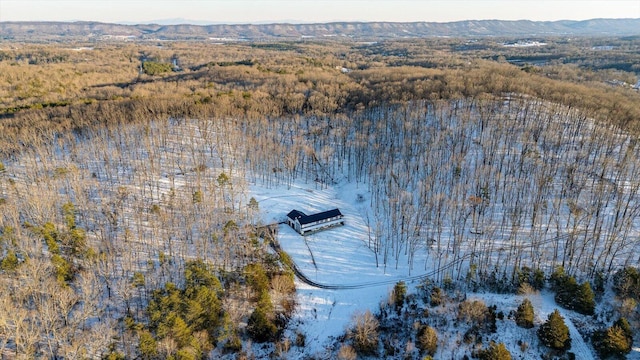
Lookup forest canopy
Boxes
[0,37,639,157]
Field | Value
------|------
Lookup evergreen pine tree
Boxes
[515,298,535,328]
[537,309,571,351]
[0,249,19,271]
[171,316,192,349]
[138,330,158,360]
[554,275,578,310]
[247,308,277,343]
[184,260,223,294]
[393,281,407,311]
[613,317,633,342]
[575,282,595,315]
[549,266,566,291]
[218,313,242,352]
[613,267,640,300]
[532,268,545,290]
[605,326,632,356]
[592,317,633,358]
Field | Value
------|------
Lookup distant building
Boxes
[171,55,182,72]
[286,208,344,235]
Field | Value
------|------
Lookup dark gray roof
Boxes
[286,210,307,220]
[287,208,342,225]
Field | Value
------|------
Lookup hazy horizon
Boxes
[4,17,639,26]
[0,0,638,24]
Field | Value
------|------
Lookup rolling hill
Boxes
[1,18,639,41]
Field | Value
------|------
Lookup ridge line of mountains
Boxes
[1,18,639,41]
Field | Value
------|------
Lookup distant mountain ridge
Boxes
[1,18,639,41]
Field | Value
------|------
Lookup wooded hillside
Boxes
[0,36,639,359]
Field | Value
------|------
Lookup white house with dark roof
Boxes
[286,208,344,235]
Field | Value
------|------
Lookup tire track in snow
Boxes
[271,238,471,289]
[272,230,577,290]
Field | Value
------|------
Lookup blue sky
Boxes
[0,0,638,23]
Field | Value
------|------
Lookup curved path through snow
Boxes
[271,238,470,289]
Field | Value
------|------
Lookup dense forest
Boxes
[1,35,640,359]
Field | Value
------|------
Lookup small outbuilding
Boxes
[286,208,344,235]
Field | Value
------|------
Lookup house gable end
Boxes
[286,208,344,235]
[286,209,306,220]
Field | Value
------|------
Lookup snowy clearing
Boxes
[252,180,413,354]
[251,178,606,358]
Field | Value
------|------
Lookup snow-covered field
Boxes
[252,180,409,354]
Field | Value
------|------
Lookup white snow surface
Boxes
[252,179,415,355]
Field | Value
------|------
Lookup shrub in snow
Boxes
[458,300,489,325]
[295,331,306,347]
[463,326,481,345]
[348,310,380,356]
[383,337,400,357]
[517,282,538,295]
[430,287,444,307]
[487,305,498,333]
[275,338,291,356]
[416,325,438,356]
[337,344,357,360]
[474,341,512,360]
[537,309,571,352]
[192,189,203,203]
[457,300,498,344]
[405,340,418,358]
[518,340,529,352]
